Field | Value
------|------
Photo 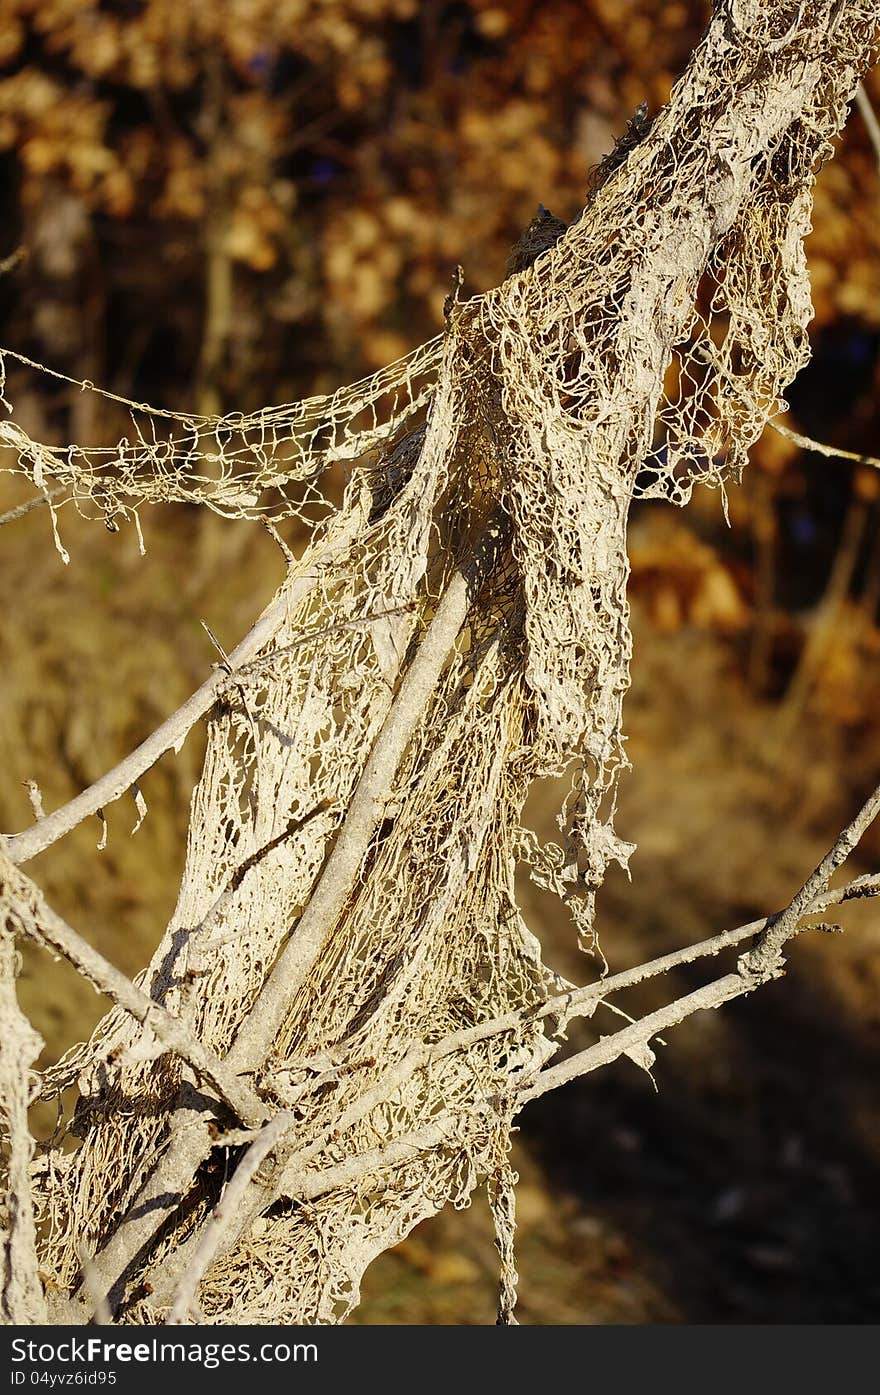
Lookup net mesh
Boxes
[4,0,878,1324]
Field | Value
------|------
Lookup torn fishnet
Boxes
[3,0,878,1326]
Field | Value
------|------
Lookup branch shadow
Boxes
[520,956,880,1322]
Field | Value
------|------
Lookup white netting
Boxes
[0,334,442,536]
[4,0,878,1325]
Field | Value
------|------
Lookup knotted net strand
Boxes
[4,0,878,1324]
[0,334,443,529]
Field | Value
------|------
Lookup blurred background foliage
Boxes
[2,0,880,1324]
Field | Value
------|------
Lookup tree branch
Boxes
[145,867,879,1308]
[519,970,762,1105]
[3,505,371,866]
[769,418,880,471]
[2,605,285,864]
[0,486,64,528]
[2,596,286,866]
[167,1111,294,1324]
[524,788,880,1104]
[223,511,512,1081]
[73,509,508,1320]
[0,851,266,1127]
[0,918,46,1324]
[741,779,880,974]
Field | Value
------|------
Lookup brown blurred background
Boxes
[2,0,880,1324]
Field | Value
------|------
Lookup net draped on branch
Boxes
[1,0,878,1326]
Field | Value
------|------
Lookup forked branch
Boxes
[0,851,266,1127]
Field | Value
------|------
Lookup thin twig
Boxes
[435,867,880,1051]
[0,486,64,527]
[274,874,880,1193]
[233,606,415,681]
[1,596,284,865]
[539,794,880,1102]
[281,1118,459,1203]
[0,246,25,278]
[3,512,366,866]
[856,82,880,169]
[260,514,296,566]
[524,790,880,1105]
[518,971,755,1104]
[262,870,874,1191]
[769,418,880,471]
[167,1112,294,1324]
[742,780,880,974]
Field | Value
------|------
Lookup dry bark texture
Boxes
[1,0,879,1325]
